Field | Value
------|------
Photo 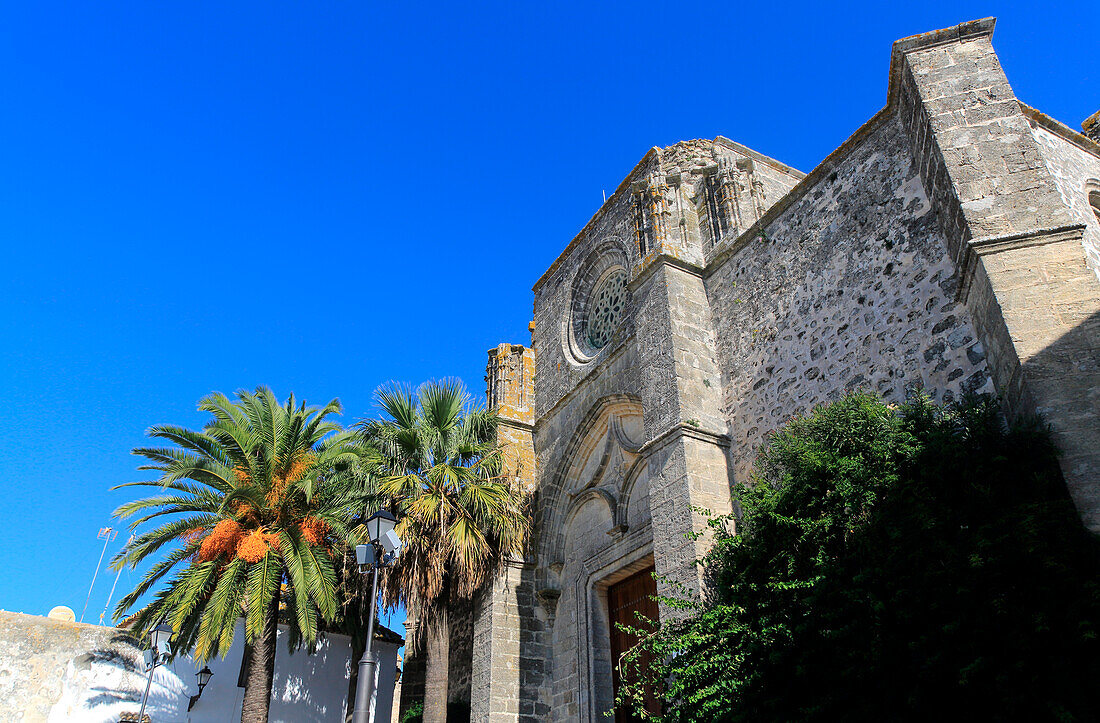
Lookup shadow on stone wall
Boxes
[1017,306,1100,531]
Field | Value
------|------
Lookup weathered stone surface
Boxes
[0,612,143,722]
[895,20,1100,529]
[708,113,991,483]
[1025,110,1100,282]
[1083,109,1100,144]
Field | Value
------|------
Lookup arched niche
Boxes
[539,395,647,570]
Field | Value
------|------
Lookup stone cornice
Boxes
[713,136,806,180]
[1019,102,1100,160]
[956,224,1087,303]
[638,422,730,458]
[889,17,996,64]
[628,252,705,292]
[498,417,535,433]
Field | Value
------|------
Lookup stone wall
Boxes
[466,345,546,723]
[487,344,538,494]
[706,113,992,482]
[397,633,426,719]
[0,611,153,722]
[470,564,545,723]
[1026,114,1100,282]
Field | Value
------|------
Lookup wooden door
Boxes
[608,567,660,723]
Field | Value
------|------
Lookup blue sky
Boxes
[0,0,1094,634]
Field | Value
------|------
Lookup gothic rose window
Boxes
[586,269,628,349]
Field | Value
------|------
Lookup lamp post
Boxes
[351,510,402,723]
[137,621,173,722]
[188,666,214,711]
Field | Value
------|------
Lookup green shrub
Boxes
[399,700,423,723]
[617,393,1100,721]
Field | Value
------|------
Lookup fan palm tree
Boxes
[111,387,373,723]
[359,378,529,707]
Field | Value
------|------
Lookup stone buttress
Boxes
[894,19,1100,530]
[470,344,545,722]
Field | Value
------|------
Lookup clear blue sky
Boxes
[0,1,1094,631]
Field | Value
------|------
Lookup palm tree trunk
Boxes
[241,586,281,723]
[422,625,449,723]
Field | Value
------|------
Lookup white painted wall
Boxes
[45,619,399,723]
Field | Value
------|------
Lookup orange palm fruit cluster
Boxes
[197,519,244,561]
[299,516,328,545]
[285,453,315,484]
[236,529,282,562]
[237,530,271,562]
[182,527,206,544]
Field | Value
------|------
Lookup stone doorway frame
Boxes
[570,533,654,722]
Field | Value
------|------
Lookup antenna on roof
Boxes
[79,527,117,623]
[99,534,135,626]
[602,189,607,203]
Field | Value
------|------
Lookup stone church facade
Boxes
[401,19,1100,722]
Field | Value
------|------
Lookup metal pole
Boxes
[352,562,380,723]
[137,654,156,723]
[100,534,134,626]
[80,528,114,623]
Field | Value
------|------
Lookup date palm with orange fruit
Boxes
[110,387,376,723]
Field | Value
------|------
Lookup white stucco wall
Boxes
[182,620,399,723]
[0,611,398,723]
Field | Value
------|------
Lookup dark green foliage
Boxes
[400,700,424,723]
[617,393,1100,721]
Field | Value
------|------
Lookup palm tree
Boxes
[359,379,529,717]
[111,387,372,723]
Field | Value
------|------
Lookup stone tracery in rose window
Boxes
[586,269,628,349]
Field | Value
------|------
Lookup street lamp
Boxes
[351,509,403,723]
[151,623,173,655]
[188,666,214,711]
[366,509,397,543]
[137,621,174,722]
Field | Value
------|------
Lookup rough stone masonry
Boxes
[399,18,1100,723]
